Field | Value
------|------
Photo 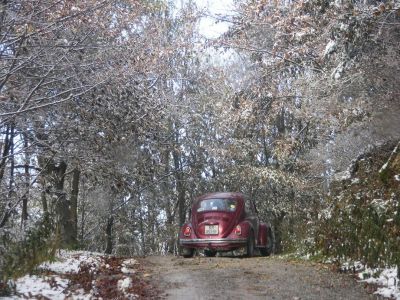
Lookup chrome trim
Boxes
[180,238,247,245]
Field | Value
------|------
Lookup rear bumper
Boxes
[180,238,247,250]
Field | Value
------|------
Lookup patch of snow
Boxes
[40,258,80,274]
[323,257,334,264]
[10,275,68,300]
[118,277,132,291]
[4,251,142,300]
[318,208,332,219]
[122,258,139,267]
[324,40,336,57]
[7,251,105,299]
[376,286,400,299]
[39,250,102,274]
[300,253,311,260]
[121,266,136,274]
[295,31,307,42]
[120,258,139,274]
[351,178,360,184]
[340,261,364,273]
[370,198,389,215]
[340,23,349,31]
[333,170,351,181]
[118,277,138,299]
[331,62,345,80]
[379,162,388,173]
[359,267,400,300]
[395,175,400,181]
[333,0,342,8]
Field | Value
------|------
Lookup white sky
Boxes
[173,0,235,38]
[194,0,236,39]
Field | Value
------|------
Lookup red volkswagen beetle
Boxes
[179,192,273,257]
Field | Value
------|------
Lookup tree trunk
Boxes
[37,157,48,216]
[172,125,186,256]
[177,174,186,227]
[105,215,114,254]
[165,202,175,254]
[138,193,146,255]
[53,161,75,248]
[262,124,271,166]
[161,150,175,254]
[276,107,286,135]
[173,146,186,227]
[289,189,295,237]
[21,133,30,225]
[41,190,48,217]
[0,124,11,185]
[70,168,80,243]
[273,211,286,254]
[397,264,400,283]
[0,124,14,228]
[7,123,15,201]
[79,186,86,245]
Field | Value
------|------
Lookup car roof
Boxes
[194,192,245,204]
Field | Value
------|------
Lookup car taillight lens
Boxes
[183,226,191,237]
[234,225,241,235]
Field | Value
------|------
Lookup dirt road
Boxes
[145,255,381,300]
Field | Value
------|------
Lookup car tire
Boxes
[259,247,268,256]
[204,249,217,257]
[260,228,274,256]
[246,230,255,257]
[181,247,194,258]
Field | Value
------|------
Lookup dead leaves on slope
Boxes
[66,255,159,299]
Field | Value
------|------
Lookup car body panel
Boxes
[258,222,268,247]
[194,212,235,238]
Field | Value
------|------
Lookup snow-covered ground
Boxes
[359,266,400,300]
[2,250,399,299]
[39,250,103,274]
[341,261,400,299]
[1,250,140,299]
[6,275,70,300]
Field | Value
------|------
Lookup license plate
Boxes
[205,225,218,235]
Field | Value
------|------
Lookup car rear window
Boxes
[196,198,237,212]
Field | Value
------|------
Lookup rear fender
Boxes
[236,221,253,238]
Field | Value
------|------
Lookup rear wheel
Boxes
[181,247,194,258]
[246,231,255,257]
[260,228,274,256]
[259,247,268,256]
[204,249,217,257]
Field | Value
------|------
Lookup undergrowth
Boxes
[313,141,400,277]
[0,215,58,296]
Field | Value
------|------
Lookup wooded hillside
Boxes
[1,0,399,288]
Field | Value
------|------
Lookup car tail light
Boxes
[233,225,241,235]
[183,226,191,237]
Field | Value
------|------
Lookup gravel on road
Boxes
[145,255,383,300]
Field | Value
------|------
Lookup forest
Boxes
[0,0,399,289]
